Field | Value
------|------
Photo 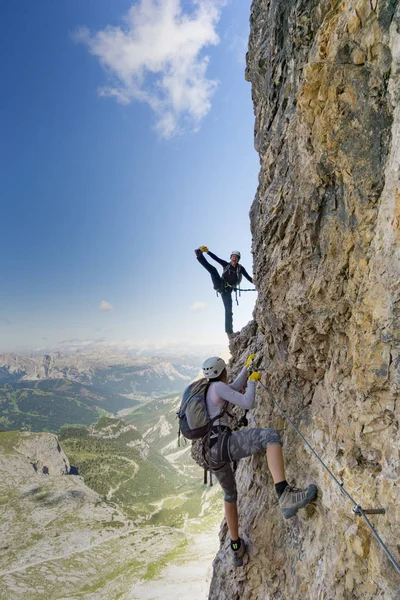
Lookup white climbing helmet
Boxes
[231,251,241,260]
[202,357,226,380]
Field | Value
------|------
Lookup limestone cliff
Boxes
[209,1,400,599]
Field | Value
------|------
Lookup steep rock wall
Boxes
[210,1,400,598]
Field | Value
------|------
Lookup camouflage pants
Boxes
[209,428,282,504]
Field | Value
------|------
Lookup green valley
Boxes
[0,380,139,432]
[59,414,222,528]
[0,352,224,599]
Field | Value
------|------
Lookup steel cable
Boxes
[259,380,400,576]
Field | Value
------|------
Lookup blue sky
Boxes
[0,0,259,354]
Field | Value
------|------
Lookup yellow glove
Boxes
[248,371,261,382]
[245,354,256,368]
[199,245,209,252]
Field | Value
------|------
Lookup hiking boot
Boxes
[194,248,203,257]
[229,538,246,568]
[279,484,317,519]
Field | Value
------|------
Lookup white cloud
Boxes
[99,301,114,312]
[190,301,207,312]
[75,0,225,137]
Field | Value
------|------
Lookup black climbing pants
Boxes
[221,290,233,335]
[196,254,233,334]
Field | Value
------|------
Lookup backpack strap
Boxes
[202,400,231,474]
[200,399,230,484]
[216,401,229,464]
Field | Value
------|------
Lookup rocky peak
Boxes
[0,431,70,477]
[209,1,400,598]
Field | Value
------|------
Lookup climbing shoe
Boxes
[279,484,317,519]
[194,248,203,257]
[229,538,246,568]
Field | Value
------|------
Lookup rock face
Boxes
[210,1,400,599]
[6,431,71,476]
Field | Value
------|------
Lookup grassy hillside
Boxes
[0,380,139,432]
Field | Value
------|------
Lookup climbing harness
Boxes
[223,263,243,287]
[202,406,249,486]
[186,408,249,487]
[216,281,257,306]
[255,376,400,575]
[215,263,256,306]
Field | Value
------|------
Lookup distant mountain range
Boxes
[0,351,199,387]
[0,351,201,432]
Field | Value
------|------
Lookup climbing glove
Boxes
[245,354,256,368]
[199,245,209,253]
[248,371,261,382]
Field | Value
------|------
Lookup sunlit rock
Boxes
[210,0,400,597]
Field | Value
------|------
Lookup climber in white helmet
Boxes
[194,246,254,340]
[201,354,318,568]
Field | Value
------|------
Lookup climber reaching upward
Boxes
[201,354,318,568]
[194,246,254,340]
